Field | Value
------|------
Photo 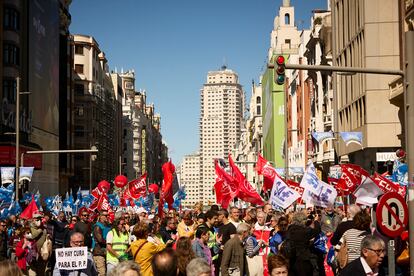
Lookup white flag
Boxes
[1,167,15,185]
[270,174,300,209]
[300,161,322,195]
[19,167,34,182]
[304,180,337,208]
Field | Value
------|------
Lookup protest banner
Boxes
[55,247,88,270]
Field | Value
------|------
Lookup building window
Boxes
[256,105,261,115]
[3,43,19,66]
[75,45,84,55]
[74,125,85,137]
[75,64,84,74]
[285,13,290,25]
[2,78,16,103]
[75,84,84,95]
[256,96,261,104]
[4,7,19,30]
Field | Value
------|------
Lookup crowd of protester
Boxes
[0,201,410,276]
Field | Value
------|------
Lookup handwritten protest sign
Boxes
[56,247,88,270]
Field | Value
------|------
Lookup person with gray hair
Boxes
[339,235,385,276]
[108,261,141,276]
[221,223,250,276]
[331,204,362,246]
[186,258,211,276]
[53,232,98,276]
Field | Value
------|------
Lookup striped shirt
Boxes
[244,235,261,258]
[339,228,370,264]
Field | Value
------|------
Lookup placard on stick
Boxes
[55,247,88,270]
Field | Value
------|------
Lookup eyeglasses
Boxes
[81,214,89,217]
[366,248,385,256]
[71,220,77,223]
[124,216,130,219]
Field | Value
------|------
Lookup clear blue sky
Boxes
[70,0,327,164]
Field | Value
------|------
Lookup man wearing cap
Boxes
[29,212,48,275]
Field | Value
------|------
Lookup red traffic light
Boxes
[276,55,285,65]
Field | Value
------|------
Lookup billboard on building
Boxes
[262,55,286,168]
[28,0,60,135]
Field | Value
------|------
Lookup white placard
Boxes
[56,247,88,270]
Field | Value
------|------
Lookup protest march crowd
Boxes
[0,202,409,276]
[0,153,409,276]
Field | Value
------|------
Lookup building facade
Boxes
[0,0,73,196]
[231,81,263,191]
[178,152,200,207]
[263,0,302,171]
[200,66,244,205]
[304,10,335,176]
[120,71,167,184]
[332,0,401,170]
[72,34,121,190]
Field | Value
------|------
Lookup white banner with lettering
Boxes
[270,174,300,209]
[55,247,88,270]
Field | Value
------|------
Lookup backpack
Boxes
[40,234,53,261]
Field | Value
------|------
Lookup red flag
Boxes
[337,164,369,194]
[91,186,103,200]
[229,154,264,205]
[256,154,279,192]
[214,160,238,209]
[124,173,147,200]
[97,193,111,211]
[371,172,406,197]
[161,161,175,210]
[20,196,39,219]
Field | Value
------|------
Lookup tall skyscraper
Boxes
[200,66,245,205]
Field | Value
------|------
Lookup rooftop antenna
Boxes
[221,57,227,70]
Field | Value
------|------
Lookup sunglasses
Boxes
[71,220,77,222]
[81,214,89,217]
[0,224,6,227]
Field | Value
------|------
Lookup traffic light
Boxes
[274,55,286,85]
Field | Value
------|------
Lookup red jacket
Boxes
[15,239,28,271]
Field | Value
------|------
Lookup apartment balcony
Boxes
[323,148,335,163]
[323,114,332,127]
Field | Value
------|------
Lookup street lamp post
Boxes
[15,77,31,201]
[21,148,99,194]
